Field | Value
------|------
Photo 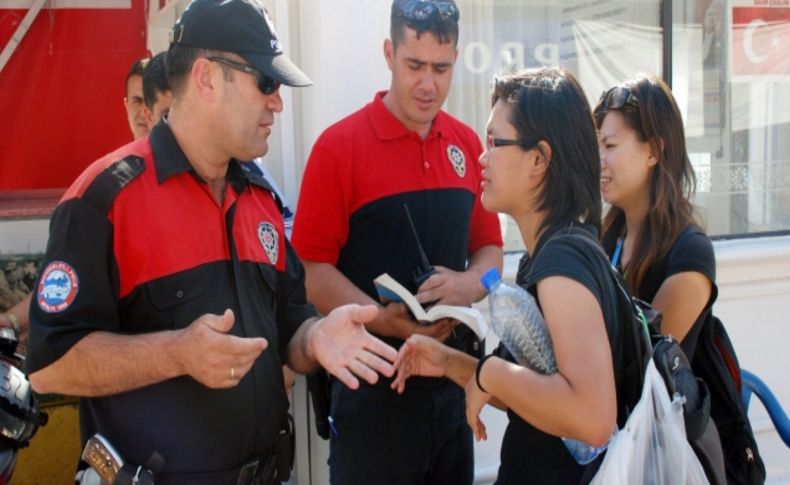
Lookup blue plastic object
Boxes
[741,369,790,448]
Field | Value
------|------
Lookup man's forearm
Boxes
[2,293,32,330]
[303,261,376,314]
[465,245,504,303]
[303,261,395,336]
[284,316,321,374]
[29,330,183,397]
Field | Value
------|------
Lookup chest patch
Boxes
[37,261,80,313]
[446,144,466,178]
[258,222,279,264]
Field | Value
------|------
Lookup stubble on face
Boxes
[384,28,457,136]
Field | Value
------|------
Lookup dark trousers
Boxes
[328,379,474,485]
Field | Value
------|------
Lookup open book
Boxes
[373,273,488,341]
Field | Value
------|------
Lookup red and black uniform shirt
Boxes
[26,121,317,474]
[292,91,502,354]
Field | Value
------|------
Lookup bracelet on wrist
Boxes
[475,354,496,393]
[5,312,21,335]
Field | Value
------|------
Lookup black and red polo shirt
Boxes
[27,121,317,474]
[292,91,502,351]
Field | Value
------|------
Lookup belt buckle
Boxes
[237,458,259,485]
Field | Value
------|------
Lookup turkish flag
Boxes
[732,7,790,77]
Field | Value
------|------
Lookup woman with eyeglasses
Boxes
[392,67,638,484]
[594,75,714,362]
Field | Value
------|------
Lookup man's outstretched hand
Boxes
[308,304,398,389]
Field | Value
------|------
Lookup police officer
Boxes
[26,1,397,483]
[291,1,503,483]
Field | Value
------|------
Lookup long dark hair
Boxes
[594,75,699,293]
[492,67,601,234]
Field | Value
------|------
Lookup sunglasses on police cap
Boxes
[595,86,639,117]
[394,0,459,22]
[206,56,281,95]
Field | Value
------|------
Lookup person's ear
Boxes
[384,39,394,71]
[533,140,552,175]
[648,138,664,167]
[191,57,216,99]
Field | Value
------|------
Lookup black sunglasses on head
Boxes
[206,56,281,95]
[596,86,639,115]
[394,0,459,22]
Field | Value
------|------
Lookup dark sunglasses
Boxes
[206,56,281,95]
[486,135,540,151]
[596,86,639,114]
[394,0,459,22]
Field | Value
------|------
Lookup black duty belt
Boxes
[155,453,278,485]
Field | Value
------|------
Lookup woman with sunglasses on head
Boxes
[393,67,639,484]
[594,75,713,361]
[594,75,737,485]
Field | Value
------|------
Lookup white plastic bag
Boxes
[591,359,709,485]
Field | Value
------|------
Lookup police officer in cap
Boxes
[26,1,398,483]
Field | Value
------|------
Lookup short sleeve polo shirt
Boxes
[292,91,502,300]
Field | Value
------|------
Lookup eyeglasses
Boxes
[394,0,459,22]
[486,136,540,151]
[596,86,639,115]
[206,56,281,95]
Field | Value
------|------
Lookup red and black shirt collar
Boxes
[367,90,449,141]
[148,121,275,196]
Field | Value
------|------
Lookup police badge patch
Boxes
[37,261,79,313]
[258,222,279,264]
[446,144,466,178]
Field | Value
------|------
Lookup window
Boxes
[673,0,790,236]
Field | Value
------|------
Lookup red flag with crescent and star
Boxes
[732,6,790,78]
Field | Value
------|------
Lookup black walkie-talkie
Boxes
[403,205,436,288]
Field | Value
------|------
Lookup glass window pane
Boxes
[673,0,790,236]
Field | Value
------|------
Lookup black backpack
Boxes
[553,230,710,434]
[692,314,766,485]
[567,229,765,485]
[556,229,728,484]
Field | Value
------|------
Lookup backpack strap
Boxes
[544,227,652,424]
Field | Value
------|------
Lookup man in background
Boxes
[124,58,150,140]
[0,59,160,351]
[142,52,173,130]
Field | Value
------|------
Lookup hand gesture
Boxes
[465,375,492,441]
[390,334,450,394]
[416,266,484,307]
[309,304,398,390]
[177,309,268,388]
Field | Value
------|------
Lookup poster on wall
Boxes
[730,0,790,80]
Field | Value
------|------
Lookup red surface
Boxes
[0,1,149,191]
[732,6,790,77]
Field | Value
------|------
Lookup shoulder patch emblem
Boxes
[446,144,466,178]
[258,222,279,264]
[37,261,79,313]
